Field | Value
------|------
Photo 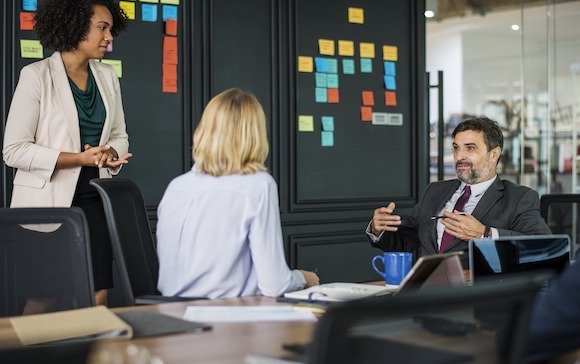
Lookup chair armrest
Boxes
[135,295,206,305]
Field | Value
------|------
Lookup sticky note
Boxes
[162,4,178,20]
[318,39,335,56]
[163,36,178,64]
[359,42,375,58]
[106,43,113,52]
[385,91,397,106]
[298,115,314,132]
[384,61,396,76]
[361,106,372,122]
[342,59,355,74]
[326,58,338,73]
[321,116,334,132]
[315,73,327,88]
[384,75,396,90]
[383,45,398,61]
[162,63,178,93]
[326,74,338,88]
[20,39,43,59]
[165,19,178,36]
[338,40,354,56]
[19,12,35,30]
[101,59,123,78]
[315,88,327,103]
[321,131,334,147]
[119,1,136,20]
[298,56,313,72]
[140,0,160,3]
[160,0,179,4]
[141,4,157,21]
[327,88,339,103]
[348,7,364,24]
[360,58,372,73]
[22,0,37,11]
[362,91,374,106]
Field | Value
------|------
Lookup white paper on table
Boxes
[183,305,317,323]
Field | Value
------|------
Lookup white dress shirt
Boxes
[366,176,499,247]
[156,166,305,299]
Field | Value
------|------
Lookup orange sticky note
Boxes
[165,19,178,36]
[162,64,177,93]
[362,91,374,106]
[361,106,372,121]
[163,36,178,65]
[20,12,35,31]
[385,91,397,106]
[327,88,339,103]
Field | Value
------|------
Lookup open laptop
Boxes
[468,234,571,283]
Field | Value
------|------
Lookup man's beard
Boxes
[457,168,480,184]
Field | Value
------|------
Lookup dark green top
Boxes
[69,69,106,148]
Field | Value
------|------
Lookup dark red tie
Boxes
[439,185,471,253]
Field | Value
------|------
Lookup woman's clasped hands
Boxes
[82,144,132,168]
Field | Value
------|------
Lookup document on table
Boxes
[183,306,317,323]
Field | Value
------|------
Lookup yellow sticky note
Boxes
[20,39,43,59]
[318,39,335,56]
[338,40,354,56]
[160,0,179,4]
[348,7,364,24]
[297,56,313,73]
[298,115,314,132]
[359,42,375,59]
[101,59,123,78]
[119,1,136,20]
[383,45,398,61]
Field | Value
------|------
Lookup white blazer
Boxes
[3,52,129,207]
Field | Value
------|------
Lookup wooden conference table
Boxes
[0,294,506,364]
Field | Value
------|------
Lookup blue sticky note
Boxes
[321,116,334,132]
[22,0,37,11]
[326,74,339,88]
[360,58,372,73]
[342,59,355,74]
[384,75,397,90]
[326,58,338,73]
[384,61,396,76]
[321,131,334,147]
[315,73,327,88]
[162,5,178,20]
[142,4,158,22]
[315,57,328,73]
[315,88,327,103]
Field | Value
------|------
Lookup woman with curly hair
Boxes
[3,0,132,306]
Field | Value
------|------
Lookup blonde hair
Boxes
[193,88,269,176]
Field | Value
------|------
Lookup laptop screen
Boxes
[469,235,571,282]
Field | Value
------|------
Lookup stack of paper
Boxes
[183,306,316,323]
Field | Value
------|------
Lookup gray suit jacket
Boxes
[369,177,551,265]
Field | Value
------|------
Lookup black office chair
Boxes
[89,178,203,306]
[0,208,95,317]
[307,273,550,364]
[540,193,580,256]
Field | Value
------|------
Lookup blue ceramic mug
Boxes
[371,252,413,285]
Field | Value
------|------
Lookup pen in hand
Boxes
[430,213,466,220]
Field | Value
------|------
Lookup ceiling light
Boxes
[424,10,435,18]
[511,24,520,31]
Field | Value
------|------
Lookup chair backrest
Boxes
[0,208,95,317]
[89,178,159,306]
[540,193,580,258]
[307,273,550,364]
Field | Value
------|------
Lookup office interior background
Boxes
[1,0,579,283]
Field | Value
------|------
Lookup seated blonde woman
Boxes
[156,88,319,298]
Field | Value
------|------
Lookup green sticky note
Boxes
[315,73,327,88]
[321,131,334,147]
[327,74,339,88]
[160,0,179,4]
[360,58,372,73]
[20,39,43,59]
[315,87,327,103]
[101,59,123,78]
[321,116,334,132]
[342,59,355,74]
[298,115,314,132]
[139,0,159,2]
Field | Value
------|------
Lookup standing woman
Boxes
[3,0,131,306]
[156,88,319,299]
